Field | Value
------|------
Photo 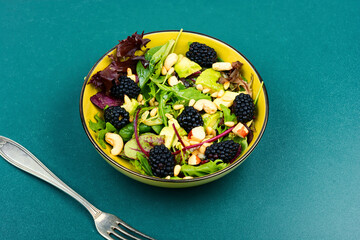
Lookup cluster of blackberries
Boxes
[186,42,217,68]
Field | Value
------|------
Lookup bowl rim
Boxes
[79,30,269,184]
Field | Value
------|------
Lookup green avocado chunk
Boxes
[195,69,223,92]
[174,57,202,78]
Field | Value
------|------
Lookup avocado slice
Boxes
[174,57,202,78]
[159,126,175,149]
[121,96,139,116]
[195,69,223,92]
[202,112,221,130]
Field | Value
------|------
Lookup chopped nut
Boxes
[183,176,194,179]
[202,88,211,94]
[212,62,233,71]
[225,121,235,127]
[167,67,174,76]
[217,89,225,98]
[211,92,218,98]
[165,113,173,119]
[173,104,184,110]
[174,165,181,177]
[161,66,167,75]
[189,99,196,107]
[150,107,158,117]
[196,84,203,91]
[137,94,143,102]
[168,76,179,86]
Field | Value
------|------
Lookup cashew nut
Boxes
[105,133,124,155]
[193,99,217,114]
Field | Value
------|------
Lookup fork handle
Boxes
[0,136,102,218]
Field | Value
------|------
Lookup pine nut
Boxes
[224,81,230,90]
[168,76,179,86]
[154,102,159,106]
[150,107,158,117]
[202,88,211,94]
[173,104,184,110]
[165,113,173,119]
[137,94,143,102]
[161,66,167,75]
[183,176,193,179]
[167,67,174,76]
[196,84,203,91]
[127,68,132,76]
[174,165,181,177]
[225,121,235,127]
[165,176,171,179]
[217,89,225,98]
[149,97,155,106]
[190,140,200,145]
[211,92,218,98]
[212,62,232,71]
[189,99,196,107]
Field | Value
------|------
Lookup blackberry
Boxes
[177,106,204,133]
[148,145,175,178]
[186,42,217,67]
[232,93,255,123]
[104,106,129,130]
[110,76,140,99]
[205,140,240,163]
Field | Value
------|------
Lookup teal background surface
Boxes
[1,0,359,239]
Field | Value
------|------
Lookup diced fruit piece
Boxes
[232,122,249,138]
[188,126,206,142]
[195,69,222,92]
[188,154,201,165]
[174,57,202,78]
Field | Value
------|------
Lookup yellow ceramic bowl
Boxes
[80,30,269,188]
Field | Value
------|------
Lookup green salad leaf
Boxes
[137,45,163,88]
[119,122,152,142]
[97,122,117,148]
[136,152,153,176]
[150,40,175,80]
[181,160,228,177]
[220,104,237,122]
[89,113,105,132]
[155,82,211,102]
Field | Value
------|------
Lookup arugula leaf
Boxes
[181,160,228,177]
[89,113,105,132]
[137,45,163,88]
[150,40,175,80]
[129,159,146,175]
[97,122,117,148]
[155,82,211,102]
[136,152,153,176]
[220,104,237,122]
[157,90,173,126]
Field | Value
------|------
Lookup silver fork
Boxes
[0,136,155,240]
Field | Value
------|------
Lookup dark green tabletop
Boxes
[1,0,359,239]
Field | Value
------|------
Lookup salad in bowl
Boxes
[80,30,268,187]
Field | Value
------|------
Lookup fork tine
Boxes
[113,226,142,240]
[109,230,127,240]
[117,220,156,240]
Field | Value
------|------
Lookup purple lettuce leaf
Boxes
[116,31,150,58]
[90,92,123,109]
